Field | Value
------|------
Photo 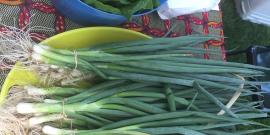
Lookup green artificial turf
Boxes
[221,1,270,134]
[221,0,270,62]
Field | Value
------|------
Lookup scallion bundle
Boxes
[2,34,270,135]
[5,80,269,135]
[30,35,267,89]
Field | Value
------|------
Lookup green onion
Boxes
[42,125,149,135]
[100,111,247,130]
[25,86,84,96]
[136,127,206,135]
[165,86,176,112]
[65,80,127,103]
[194,82,237,118]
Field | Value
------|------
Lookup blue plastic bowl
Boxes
[52,0,167,26]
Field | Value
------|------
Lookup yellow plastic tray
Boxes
[0,27,150,104]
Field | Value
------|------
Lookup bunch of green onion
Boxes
[31,35,267,88]
[5,35,270,134]
[12,80,269,135]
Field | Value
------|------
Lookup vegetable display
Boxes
[82,0,160,19]
[1,35,270,135]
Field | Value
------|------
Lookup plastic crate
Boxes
[235,0,270,26]
[246,46,270,110]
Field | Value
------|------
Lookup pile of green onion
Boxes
[4,35,270,134]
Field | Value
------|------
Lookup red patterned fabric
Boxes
[0,0,225,59]
[0,0,22,5]
[123,12,225,60]
[0,3,226,54]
